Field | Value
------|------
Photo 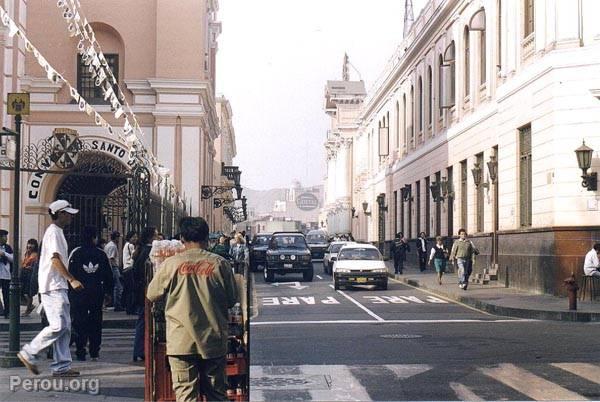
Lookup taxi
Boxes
[332,243,388,290]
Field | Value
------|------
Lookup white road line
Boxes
[334,288,384,321]
[552,363,600,384]
[480,363,588,401]
[317,275,323,279]
[250,319,535,325]
[449,382,485,402]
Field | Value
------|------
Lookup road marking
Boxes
[385,364,432,379]
[250,319,535,326]
[449,382,484,402]
[331,286,384,322]
[271,281,308,290]
[261,296,340,305]
[552,363,600,384]
[480,363,588,401]
[317,275,323,279]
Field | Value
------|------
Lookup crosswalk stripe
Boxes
[449,382,484,402]
[552,363,600,385]
[480,363,588,401]
[384,364,432,379]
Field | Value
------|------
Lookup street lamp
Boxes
[471,162,489,188]
[400,184,413,202]
[575,140,597,191]
[429,181,443,202]
[487,154,498,184]
[362,201,371,216]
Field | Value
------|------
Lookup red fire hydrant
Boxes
[564,274,579,311]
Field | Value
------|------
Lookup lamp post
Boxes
[575,140,597,191]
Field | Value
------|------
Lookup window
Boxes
[408,184,413,238]
[441,42,456,109]
[393,191,398,235]
[427,66,433,126]
[395,101,400,149]
[519,124,532,227]
[416,181,421,235]
[410,86,415,148]
[480,29,487,85]
[461,160,468,229]
[425,177,430,235]
[438,55,444,117]
[464,27,470,97]
[447,167,454,237]
[400,189,405,235]
[524,0,534,38]
[403,94,407,149]
[435,171,441,236]
[77,53,119,104]
[476,153,484,232]
[418,77,423,133]
[497,0,502,71]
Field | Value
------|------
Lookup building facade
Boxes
[0,0,235,249]
[213,96,237,234]
[326,0,600,296]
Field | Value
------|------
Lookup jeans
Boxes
[133,305,145,359]
[418,253,427,272]
[21,290,72,373]
[168,355,227,402]
[0,279,9,318]
[456,258,472,287]
[111,266,123,309]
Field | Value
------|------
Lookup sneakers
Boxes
[17,352,39,375]
[52,369,80,378]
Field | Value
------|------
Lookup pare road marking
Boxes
[262,296,340,305]
[270,282,309,290]
[362,295,448,304]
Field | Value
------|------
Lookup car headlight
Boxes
[301,254,311,261]
[290,255,296,261]
[280,255,285,261]
[336,268,351,273]
[372,268,388,273]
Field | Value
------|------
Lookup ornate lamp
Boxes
[575,140,597,191]
[487,154,498,183]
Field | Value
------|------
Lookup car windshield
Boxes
[338,248,381,261]
[270,235,306,249]
[306,234,327,243]
[330,244,345,253]
[253,236,270,246]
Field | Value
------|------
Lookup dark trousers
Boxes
[418,252,427,272]
[393,256,404,274]
[0,279,9,318]
[133,305,145,359]
[71,292,104,358]
[122,271,136,314]
[168,354,227,402]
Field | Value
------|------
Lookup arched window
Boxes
[464,26,470,97]
[524,0,534,38]
[403,94,407,149]
[480,29,486,85]
[427,66,432,126]
[410,85,414,147]
[438,55,444,117]
[395,101,400,149]
[418,77,423,132]
[441,41,456,109]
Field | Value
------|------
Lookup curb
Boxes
[401,276,600,322]
[0,318,137,332]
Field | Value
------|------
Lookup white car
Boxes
[323,241,353,275]
[332,243,388,290]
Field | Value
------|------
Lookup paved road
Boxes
[250,263,600,401]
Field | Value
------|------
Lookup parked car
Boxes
[323,241,353,275]
[332,243,388,290]
[249,233,272,272]
[306,229,329,261]
[264,232,313,282]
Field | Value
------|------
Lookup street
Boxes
[250,263,600,401]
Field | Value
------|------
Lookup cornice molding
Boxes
[20,77,63,94]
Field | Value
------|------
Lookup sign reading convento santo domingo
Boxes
[296,192,320,211]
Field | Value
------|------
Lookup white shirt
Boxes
[583,249,600,276]
[104,240,119,267]
[38,223,69,293]
[122,242,135,271]
[0,244,14,280]
[419,238,426,252]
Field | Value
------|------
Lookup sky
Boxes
[216,0,426,191]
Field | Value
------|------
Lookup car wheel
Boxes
[263,267,274,283]
[334,279,340,290]
[379,280,388,290]
[303,269,314,282]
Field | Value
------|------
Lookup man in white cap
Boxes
[17,200,84,377]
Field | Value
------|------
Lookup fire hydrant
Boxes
[564,274,579,311]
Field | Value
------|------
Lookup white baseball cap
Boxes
[49,200,79,215]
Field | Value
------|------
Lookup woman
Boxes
[229,233,248,274]
[132,226,158,362]
[122,231,138,315]
[20,239,38,317]
[428,236,449,285]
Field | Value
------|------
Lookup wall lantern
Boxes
[440,177,454,199]
[362,201,371,216]
[429,181,443,202]
[376,193,388,212]
[351,207,359,219]
[471,162,489,188]
[487,155,498,184]
[575,140,597,191]
[400,184,413,202]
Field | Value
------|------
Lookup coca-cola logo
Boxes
[296,192,319,211]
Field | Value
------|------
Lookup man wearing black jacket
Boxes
[68,226,113,361]
[0,229,14,319]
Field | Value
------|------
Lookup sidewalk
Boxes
[385,261,600,322]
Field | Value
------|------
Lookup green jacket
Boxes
[449,239,479,261]
[146,248,239,357]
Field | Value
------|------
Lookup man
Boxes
[18,200,84,377]
[104,231,123,311]
[449,228,479,290]
[0,229,14,319]
[583,243,600,277]
[68,226,113,361]
[391,232,410,278]
[147,217,239,401]
[417,232,428,272]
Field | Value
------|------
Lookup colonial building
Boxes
[327,0,600,296]
[0,0,236,249]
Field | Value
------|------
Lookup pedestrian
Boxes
[0,229,14,319]
[428,236,449,285]
[21,239,39,317]
[122,231,138,315]
[391,232,410,278]
[157,232,165,241]
[68,226,113,361]
[211,236,230,259]
[449,229,479,290]
[18,199,83,377]
[132,226,158,362]
[583,243,600,278]
[147,217,238,402]
[416,232,428,272]
[229,233,248,274]
[104,231,123,311]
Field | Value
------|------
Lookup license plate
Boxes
[356,277,367,283]
[284,264,293,269]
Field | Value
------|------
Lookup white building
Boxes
[326,0,600,296]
